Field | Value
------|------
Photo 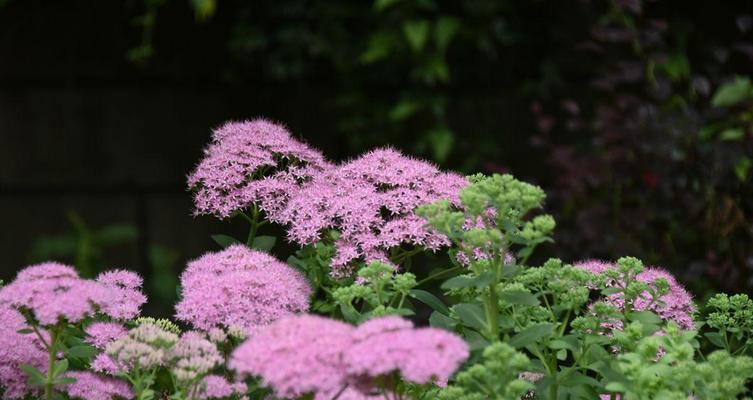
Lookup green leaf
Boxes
[501,290,540,306]
[549,335,580,353]
[704,331,725,348]
[393,308,416,317]
[361,31,396,64]
[251,235,276,251]
[374,0,402,11]
[20,364,46,386]
[509,323,555,348]
[627,311,662,326]
[557,369,601,388]
[95,224,138,245]
[191,0,217,21]
[211,234,241,248]
[735,156,752,181]
[66,345,97,359]
[17,328,34,334]
[51,359,68,378]
[464,329,490,350]
[434,16,460,53]
[409,289,449,315]
[389,99,421,121]
[441,275,474,289]
[719,128,745,141]
[604,382,627,393]
[340,305,360,323]
[601,287,623,295]
[403,20,430,52]
[429,310,456,330]
[711,76,753,107]
[453,303,486,331]
[441,271,494,290]
[426,127,454,162]
[52,376,77,385]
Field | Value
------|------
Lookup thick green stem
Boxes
[44,328,59,400]
[483,261,502,340]
[243,205,260,246]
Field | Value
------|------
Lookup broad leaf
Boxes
[251,235,276,251]
[409,289,449,315]
[211,234,241,248]
[501,290,540,306]
[453,303,486,331]
[509,323,555,348]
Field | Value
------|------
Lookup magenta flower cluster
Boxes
[0,306,47,399]
[187,119,329,219]
[0,262,146,325]
[62,372,133,400]
[574,260,696,330]
[175,244,311,334]
[275,148,467,276]
[229,314,469,399]
[188,119,467,276]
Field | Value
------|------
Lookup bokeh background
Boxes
[1,0,751,316]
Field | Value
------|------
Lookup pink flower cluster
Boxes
[168,331,223,383]
[574,260,696,329]
[273,148,467,275]
[194,375,247,400]
[0,263,146,325]
[229,314,469,399]
[0,306,48,399]
[63,371,133,400]
[187,119,329,218]
[175,245,311,335]
[189,121,467,276]
[86,322,128,349]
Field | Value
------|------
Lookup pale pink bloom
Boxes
[175,245,311,334]
[574,260,696,329]
[0,306,47,399]
[86,322,127,350]
[276,148,467,276]
[187,119,329,218]
[229,315,355,398]
[63,371,133,400]
[346,316,470,385]
[0,262,146,325]
[195,375,247,399]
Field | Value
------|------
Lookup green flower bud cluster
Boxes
[332,261,416,322]
[605,321,753,400]
[436,342,532,400]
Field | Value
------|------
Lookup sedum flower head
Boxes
[276,148,467,276]
[175,245,311,334]
[187,119,329,218]
[346,316,470,385]
[194,375,247,400]
[0,305,48,399]
[0,262,146,325]
[106,323,179,370]
[168,331,223,383]
[229,314,354,399]
[63,371,133,400]
[230,314,469,398]
[85,322,128,350]
[574,259,696,330]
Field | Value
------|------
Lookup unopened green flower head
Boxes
[135,317,181,334]
[393,273,417,292]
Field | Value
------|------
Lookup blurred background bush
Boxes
[0,0,751,316]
